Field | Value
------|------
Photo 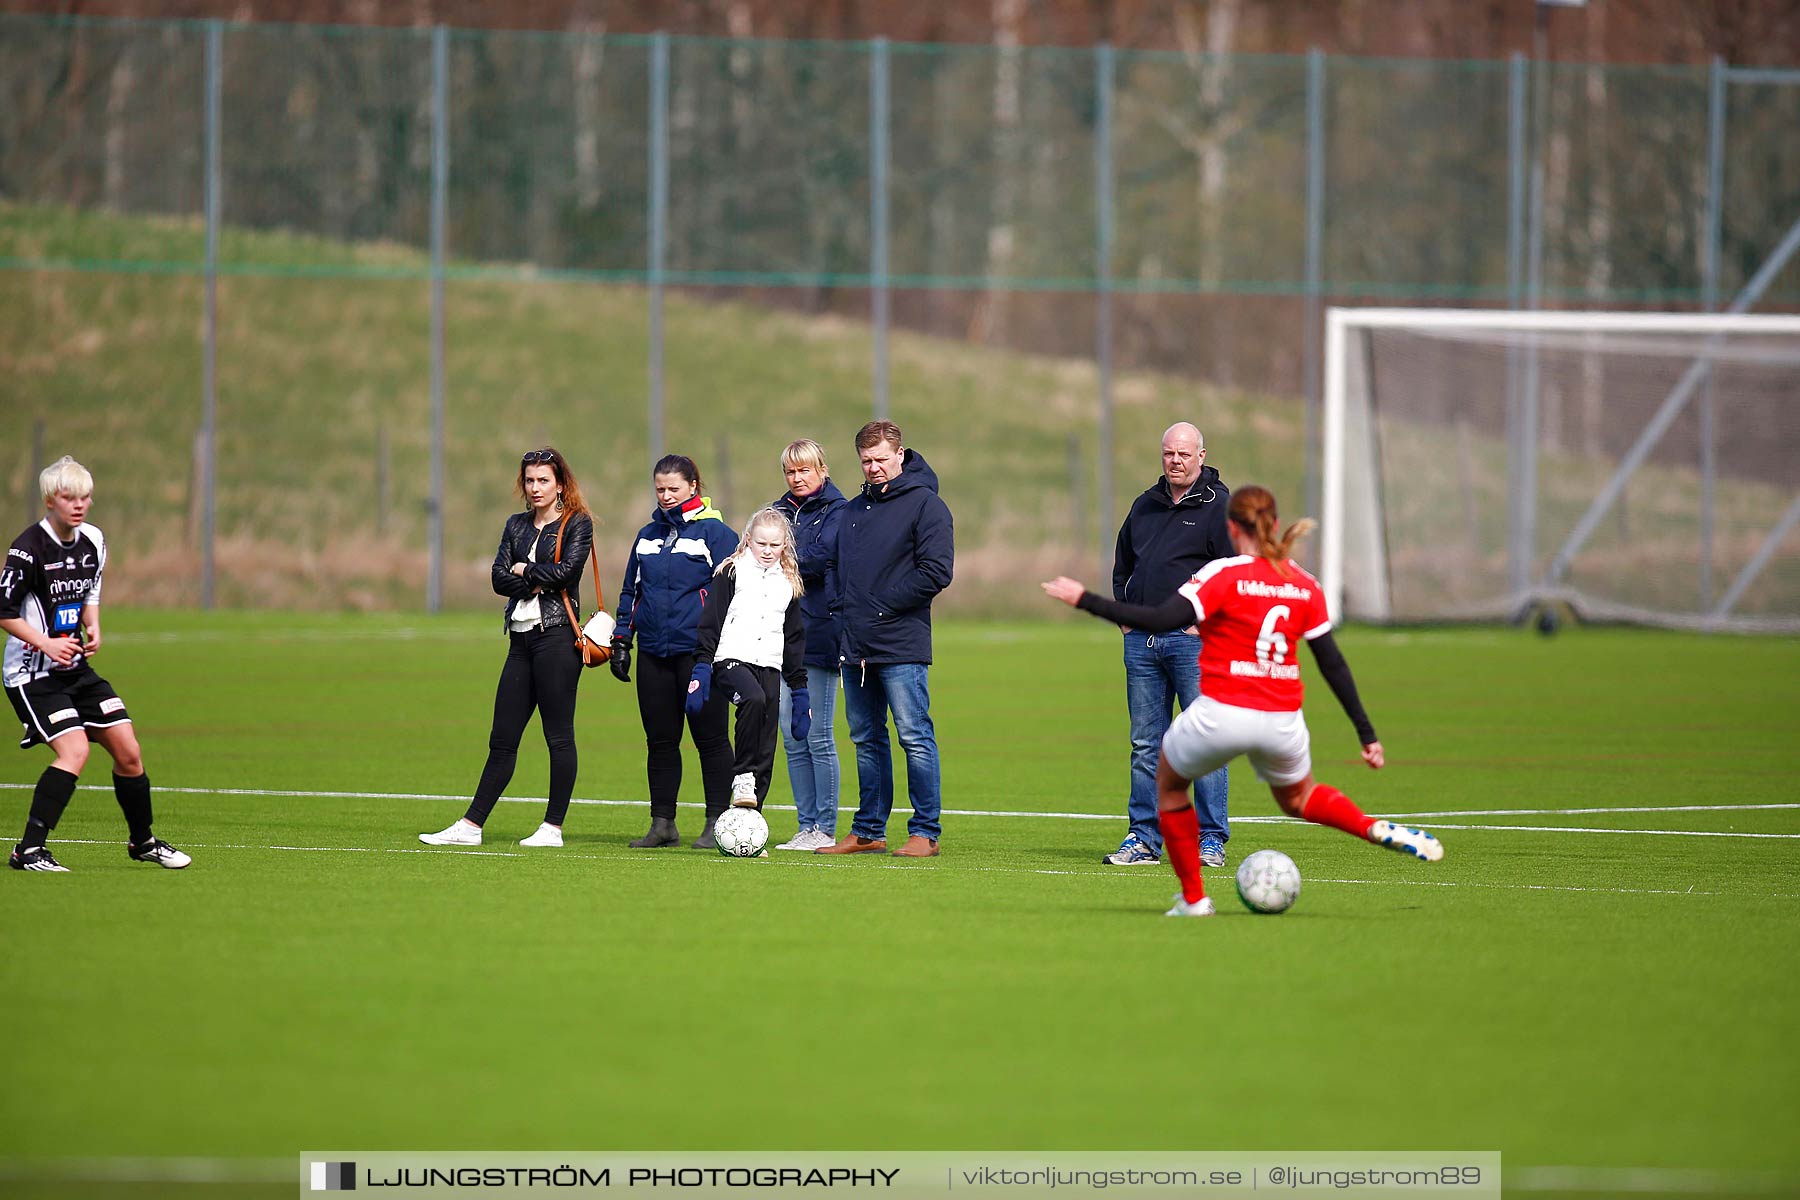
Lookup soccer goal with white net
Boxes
[1321,308,1800,633]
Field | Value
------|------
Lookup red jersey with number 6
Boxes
[1176,554,1332,713]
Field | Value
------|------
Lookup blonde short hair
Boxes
[40,456,94,500]
[781,438,828,475]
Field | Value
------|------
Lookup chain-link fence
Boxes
[3,15,1797,614]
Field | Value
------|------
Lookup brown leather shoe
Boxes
[815,834,887,855]
[890,835,940,858]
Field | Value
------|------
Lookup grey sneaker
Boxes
[1103,833,1161,866]
[775,826,821,851]
[1199,835,1227,868]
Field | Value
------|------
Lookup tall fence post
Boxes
[648,32,670,470]
[1519,42,1549,611]
[1301,48,1326,525]
[1699,54,1726,610]
[1094,41,1115,578]
[1504,50,1530,606]
[427,24,448,614]
[870,37,891,421]
[201,18,221,611]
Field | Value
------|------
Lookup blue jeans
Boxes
[1124,629,1228,852]
[840,661,942,842]
[779,665,840,836]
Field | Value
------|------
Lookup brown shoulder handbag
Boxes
[554,516,612,668]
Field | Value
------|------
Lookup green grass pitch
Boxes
[1,612,1796,1198]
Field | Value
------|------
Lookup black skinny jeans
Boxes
[636,648,732,823]
[465,626,582,827]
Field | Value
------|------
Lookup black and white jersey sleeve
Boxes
[1,520,107,687]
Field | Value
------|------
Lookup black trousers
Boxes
[636,648,732,823]
[716,660,781,809]
[466,626,582,827]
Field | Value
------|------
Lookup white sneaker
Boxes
[519,823,563,848]
[1369,819,1444,862]
[730,773,758,809]
[420,820,482,847]
[805,828,838,850]
[775,827,816,850]
[1165,894,1217,917]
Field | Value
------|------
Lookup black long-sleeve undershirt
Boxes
[1073,589,1377,745]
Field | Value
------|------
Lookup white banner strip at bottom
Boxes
[297,1152,1503,1198]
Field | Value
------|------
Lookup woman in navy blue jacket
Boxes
[768,438,847,851]
[610,454,740,850]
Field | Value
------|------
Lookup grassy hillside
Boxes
[0,201,1303,613]
[6,201,1790,620]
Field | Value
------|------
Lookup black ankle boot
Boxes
[691,814,719,850]
[629,817,680,848]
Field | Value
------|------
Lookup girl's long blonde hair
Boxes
[719,506,804,597]
[1228,485,1316,579]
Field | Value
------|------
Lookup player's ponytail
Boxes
[1228,486,1315,579]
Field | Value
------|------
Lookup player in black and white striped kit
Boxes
[1,456,190,872]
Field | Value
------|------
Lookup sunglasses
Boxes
[522,449,558,465]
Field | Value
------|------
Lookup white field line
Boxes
[2,1158,1791,1195]
[1384,802,1800,818]
[1402,822,1800,839]
[43,836,1800,900]
[4,782,1797,835]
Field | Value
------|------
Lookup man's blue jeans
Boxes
[840,661,942,842]
[1124,629,1228,852]
[779,665,840,836]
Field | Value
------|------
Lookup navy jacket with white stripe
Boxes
[615,496,740,657]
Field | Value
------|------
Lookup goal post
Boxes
[1322,307,1800,633]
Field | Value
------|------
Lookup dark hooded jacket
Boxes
[1112,464,1232,605]
[772,478,848,668]
[833,449,955,666]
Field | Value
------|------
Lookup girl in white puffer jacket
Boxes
[686,508,810,817]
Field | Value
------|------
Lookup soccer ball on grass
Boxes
[713,808,769,858]
[1235,849,1301,914]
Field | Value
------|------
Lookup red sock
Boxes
[1157,805,1206,903]
[1301,783,1376,838]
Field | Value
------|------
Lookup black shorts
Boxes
[7,667,131,749]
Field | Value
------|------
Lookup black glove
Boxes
[609,639,631,683]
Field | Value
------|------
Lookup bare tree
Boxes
[970,0,1024,345]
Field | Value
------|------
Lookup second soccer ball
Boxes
[1235,849,1302,914]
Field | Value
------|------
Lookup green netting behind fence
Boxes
[2,15,1797,613]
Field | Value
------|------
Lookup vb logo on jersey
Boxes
[53,603,83,634]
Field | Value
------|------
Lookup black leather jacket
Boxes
[491,510,593,633]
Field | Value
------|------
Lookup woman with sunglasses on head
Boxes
[610,454,740,850]
[421,447,594,850]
